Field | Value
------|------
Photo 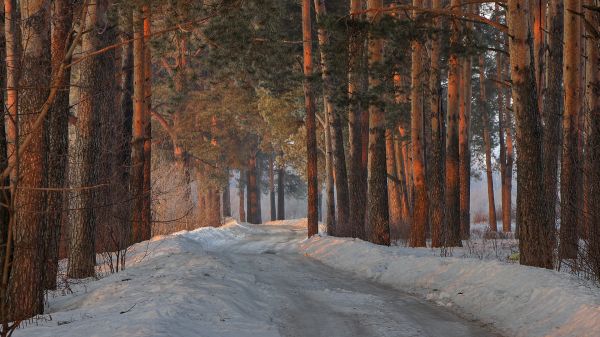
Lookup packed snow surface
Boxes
[16,219,600,336]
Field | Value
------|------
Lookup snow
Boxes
[15,218,600,337]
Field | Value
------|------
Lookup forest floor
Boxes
[15,219,600,337]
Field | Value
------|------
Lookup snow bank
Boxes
[297,232,600,337]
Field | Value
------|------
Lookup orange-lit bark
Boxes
[302,0,318,237]
[142,5,152,240]
[366,0,390,246]
[386,130,402,237]
[445,0,462,247]
[559,0,581,260]
[409,0,427,247]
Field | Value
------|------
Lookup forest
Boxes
[0,0,599,336]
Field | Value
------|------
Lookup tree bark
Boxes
[429,0,444,247]
[386,130,402,238]
[302,0,318,237]
[44,0,72,290]
[347,0,367,240]
[277,167,285,220]
[246,155,261,224]
[410,0,427,247]
[142,5,152,240]
[479,54,497,232]
[559,0,581,260]
[459,14,472,239]
[445,0,462,247]
[130,6,146,244]
[68,0,112,279]
[239,171,246,222]
[9,0,50,319]
[365,0,390,246]
[324,95,336,234]
[542,0,563,236]
[507,0,553,268]
[269,157,276,221]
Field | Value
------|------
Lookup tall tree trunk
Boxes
[479,55,497,232]
[386,130,402,239]
[302,0,318,237]
[532,0,545,112]
[429,0,444,247]
[314,0,349,235]
[223,168,231,218]
[496,18,511,233]
[459,14,472,239]
[142,5,152,239]
[347,0,367,240]
[44,0,72,290]
[239,171,246,222]
[508,0,553,268]
[445,0,462,247]
[277,167,285,220]
[130,6,146,244]
[585,0,600,277]
[68,0,112,279]
[268,157,276,221]
[324,96,336,234]
[394,129,411,235]
[9,0,50,319]
[365,0,390,246]
[409,0,427,247]
[543,0,563,236]
[246,155,261,224]
[559,0,581,260]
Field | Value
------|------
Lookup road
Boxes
[211,224,501,337]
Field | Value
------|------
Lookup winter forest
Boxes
[0,0,599,336]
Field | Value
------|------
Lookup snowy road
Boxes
[18,221,503,337]
[214,224,501,337]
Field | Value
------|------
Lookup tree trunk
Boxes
[532,0,545,112]
[347,0,367,240]
[410,0,427,247]
[68,0,113,279]
[223,168,231,218]
[246,155,261,224]
[8,0,50,319]
[559,0,581,260]
[142,5,152,239]
[386,130,402,239]
[365,0,390,246]
[585,0,600,278]
[459,20,472,239]
[314,0,349,235]
[324,95,336,234]
[44,0,72,290]
[239,171,246,222]
[429,0,444,247]
[507,0,553,268]
[130,6,146,244]
[269,157,276,221]
[394,131,411,236]
[302,0,318,237]
[445,0,462,247]
[277,168,285,220]
[479,55,497,232]
[542,0,563,236]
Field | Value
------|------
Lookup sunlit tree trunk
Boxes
[445,0,462,247]
[585,0,600,276]
[130,6,146,243]
[429,0,444,247]
[365,0,390,245]
[302,0,318,237]
[348,0,367,240]
[409,0,427,247]
[386,129,402,238]
[223,168,231,218]
[559,0,581,260]
[6,0,50,319]
[277,167,285,220]
[542,0,563,236]
[479,54,497,232]
[531,0,545,112]
[142,5,152,239]
[508,0,553,268]
[239,171,246,222]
